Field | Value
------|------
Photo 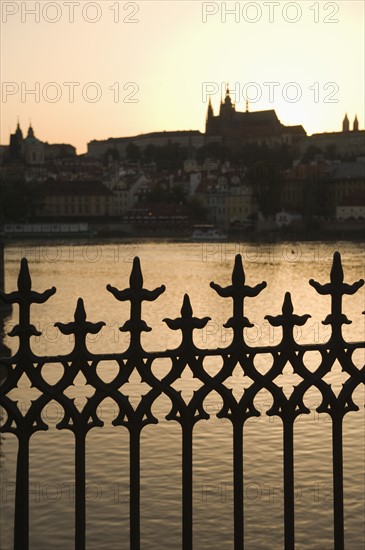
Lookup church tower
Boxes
[342,113,350,132]
[353,115,359,131]
[206,96,214,119]
[205,97,214,134]
[24,124,45,164]
[27,124,35,138]
[15,122,23,140]
[219,85,236,128]
[219,85,235,116]
[9,122,24,160]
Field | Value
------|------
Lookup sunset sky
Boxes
[1,1,364,154]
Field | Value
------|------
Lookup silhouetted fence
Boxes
[0,252,364,550]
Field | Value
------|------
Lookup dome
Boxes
[24,125,42,145]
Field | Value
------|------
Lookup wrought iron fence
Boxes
[0,251,364,550]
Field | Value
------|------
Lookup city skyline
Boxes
[1,1,364,154]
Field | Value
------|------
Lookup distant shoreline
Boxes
[1,230,364,246]
[1,219,365,245]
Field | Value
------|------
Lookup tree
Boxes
[196,142,229,162]
[145,183,169,204]
[144,144,158,162]
[247,162,284,218]
[126,142,141,162]
[325,144,337,160]
[188,196,207,220]
[103,147,120,165]
[0,177,44,222]
[169,184,186,204]
[302,145,322,163]
[142,142,187,170]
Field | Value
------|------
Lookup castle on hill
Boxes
[2,94,363,163]
[205,86,306,150]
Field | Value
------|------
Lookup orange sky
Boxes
[1,1,364,154]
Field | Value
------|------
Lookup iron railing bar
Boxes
[75,433,86,550]
[283,419,295,550]
[130,427,141,550]
[233,422,244,550]
[332,418,344,550]
[14,435,29,550]
[23,340,365,366]
[182,424,193,550]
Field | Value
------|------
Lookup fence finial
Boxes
[107,257,165,353]
[211,254,266,346]
[309,252,364,344]
[265,291,311,346]
[164,293,211,353]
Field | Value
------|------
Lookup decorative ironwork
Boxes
[0,252,364,550]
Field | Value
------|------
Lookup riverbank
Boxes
[1,219,364,243]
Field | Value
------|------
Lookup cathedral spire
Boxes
[353,115,359,131]
[245,96,249,113]
[206,96,215,133]
[206,96,214,121]
[342,113,349,132]
[15,119,23,138]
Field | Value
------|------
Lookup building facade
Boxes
[39,181,114,218]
